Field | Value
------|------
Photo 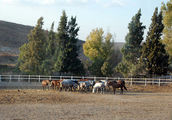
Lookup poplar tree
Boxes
[115,9,145,77]
[162,1,172,60]
[142,8,169,76]
[83,28,115,76]
[18,17,46,74]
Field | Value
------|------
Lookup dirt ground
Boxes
[0,85,172,120]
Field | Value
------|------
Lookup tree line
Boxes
[18,11,84,75]
[17,0,172,77]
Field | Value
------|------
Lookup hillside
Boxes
[0,20,124,66]
[0,20,33,54]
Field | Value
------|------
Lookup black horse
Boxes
[107,80,127,94]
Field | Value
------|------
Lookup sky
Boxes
[0,0,168,42]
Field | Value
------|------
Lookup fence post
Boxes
[159,78,161,86]
[0,75,1,82]
[145,78,147,86]
[49,76,51,81]
[94,77,96,81]
[130,78,132,86]
[9,75,12,83]
[18,75,20,82]
[28,75,30,83]
[71,76,73,80]
[39,75,41,82]
[152,78,154,85]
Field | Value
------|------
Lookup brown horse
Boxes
[51,80,63,90]
[107,80,127,94]
[79,79,88,82]
[42,80,51,90]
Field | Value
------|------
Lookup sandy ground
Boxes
[0,86,172,120]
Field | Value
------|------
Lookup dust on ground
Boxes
[0,86,172,120]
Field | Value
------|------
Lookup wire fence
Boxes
[0,75,172,89]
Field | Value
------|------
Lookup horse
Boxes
[78,81,87,92]
[60,79,79,92]
[78,79,95,92]
[50,80,63,90]
[79,78,88,82]
[92,80,108,94]
[42,80,51,90]
[107,80,127,94]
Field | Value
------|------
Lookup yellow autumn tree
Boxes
[83,28,115,76]
[83,28,104,60]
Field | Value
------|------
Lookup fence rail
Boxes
[0,75,172,89]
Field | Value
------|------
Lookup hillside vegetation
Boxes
[0,20,123,74]
[0,20,33,54]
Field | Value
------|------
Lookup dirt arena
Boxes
[0,85,172,120]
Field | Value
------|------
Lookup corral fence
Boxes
[0,75,172,89]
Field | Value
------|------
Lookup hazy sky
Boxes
[0,0,168,42]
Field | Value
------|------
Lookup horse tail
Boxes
[124,86,127,91]
[123,81,127,91]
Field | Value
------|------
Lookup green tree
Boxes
[141,8,169,76]
[66,16,85,75]
[41,22,56,75]
[162,1,172,61]
[46,22,56,57]
[83,28,115,76]
[18,17,46,74]
[115,9,145,77]
[54,11,69,74]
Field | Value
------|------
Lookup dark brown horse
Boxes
[107,80,127,94]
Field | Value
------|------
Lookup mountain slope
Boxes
[0,20,124,65]
[0,20,33,54]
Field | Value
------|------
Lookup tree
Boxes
[66,16,85,75]
[18,17,46,74]
[141,8,169,76]
[46,22,56,57]
[162,1,172,61]
[83,28,115,76]
[115,9,145,77]
[41,22,56,75]
[54,11,69,74]
[54,11,84,75]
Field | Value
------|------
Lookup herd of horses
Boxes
[42,79,127,94]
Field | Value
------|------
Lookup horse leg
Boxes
[97,88,99,94]
[124,85,127,91]
[113,87,116,94]
[120,87,123,94]
[102,87,104,94]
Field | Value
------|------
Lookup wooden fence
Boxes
[0,75,172,88]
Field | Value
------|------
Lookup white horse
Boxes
[92,80,108,94]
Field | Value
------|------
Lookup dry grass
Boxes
[126,84,172,92]
[0,88,172,120]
